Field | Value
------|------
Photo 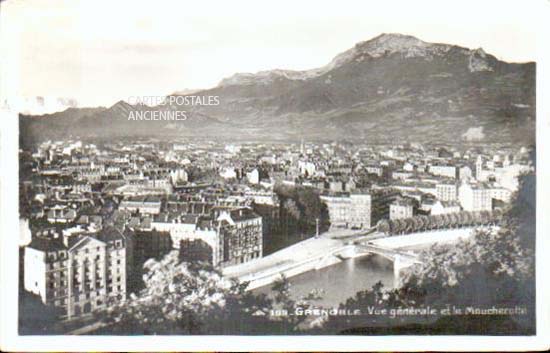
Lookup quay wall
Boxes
[234,227,483,291]
[240,245,353,291]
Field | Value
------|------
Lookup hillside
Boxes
[20,33,536,146]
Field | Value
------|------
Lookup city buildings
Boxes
[19,138,532,325]
[119,196,162,215]
[429,164,458,179]
[321,190,399,229]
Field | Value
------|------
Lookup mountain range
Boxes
[19,33,536,146]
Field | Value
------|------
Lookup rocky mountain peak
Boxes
[350,33,454,60]
[359,33,428,52]
[468,47,493,72]
[219,34,454,87]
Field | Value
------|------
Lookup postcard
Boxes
[1,0,549,351]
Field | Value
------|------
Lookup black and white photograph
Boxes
[0,0,549,351]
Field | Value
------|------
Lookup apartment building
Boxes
[458,182,492,212]
[24,226,128,319]
[389,198,415,220]
[436,182,458,201]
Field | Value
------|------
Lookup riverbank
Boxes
[222,227,479,290]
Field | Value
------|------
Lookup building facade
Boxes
[216,207,263,265]
[431,200,461,215]
[436,182,458,201]
[429,165,458,179]
[458,183,492,211]
[389,198,414,220]
[24,226,128,319]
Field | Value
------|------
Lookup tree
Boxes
[376,219,390,234]
[101,251,308,334]
[425,215,436,230]
[388,219,396,235]
[403,218,414,234]
[270,274,313,329]
[412,217,424,232]
[433,214,445,229]
[448,212,459,228]
[491,208,504,224]
[418,215,429,232]
[392,219,404,235]
[283,199,300,219]
[472,211,482,225]
[463,211,473,226]
[275,184,328,236]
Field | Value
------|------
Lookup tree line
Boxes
[376,209,505,236]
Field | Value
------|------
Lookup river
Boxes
[252,253,395,308]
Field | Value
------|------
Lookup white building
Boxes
[220,167,237,179]
[429,165,458,179]
[246,169,260,184]
[298,161,316,177]
[431,200,461,215]
[476,155,484,180]
[458,182,492,211]
[490,187,513,202]
[459,165,473,180]
[119,196,162,215]
[24,227,128,318]
[169,168,188,184]
[151,216,223,266]
[436,182,458,201]
[389,199,414,220]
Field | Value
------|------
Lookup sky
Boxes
[0,0,541,108]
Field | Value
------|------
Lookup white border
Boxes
[1,0,549,351]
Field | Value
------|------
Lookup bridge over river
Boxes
[222,227,481,290]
